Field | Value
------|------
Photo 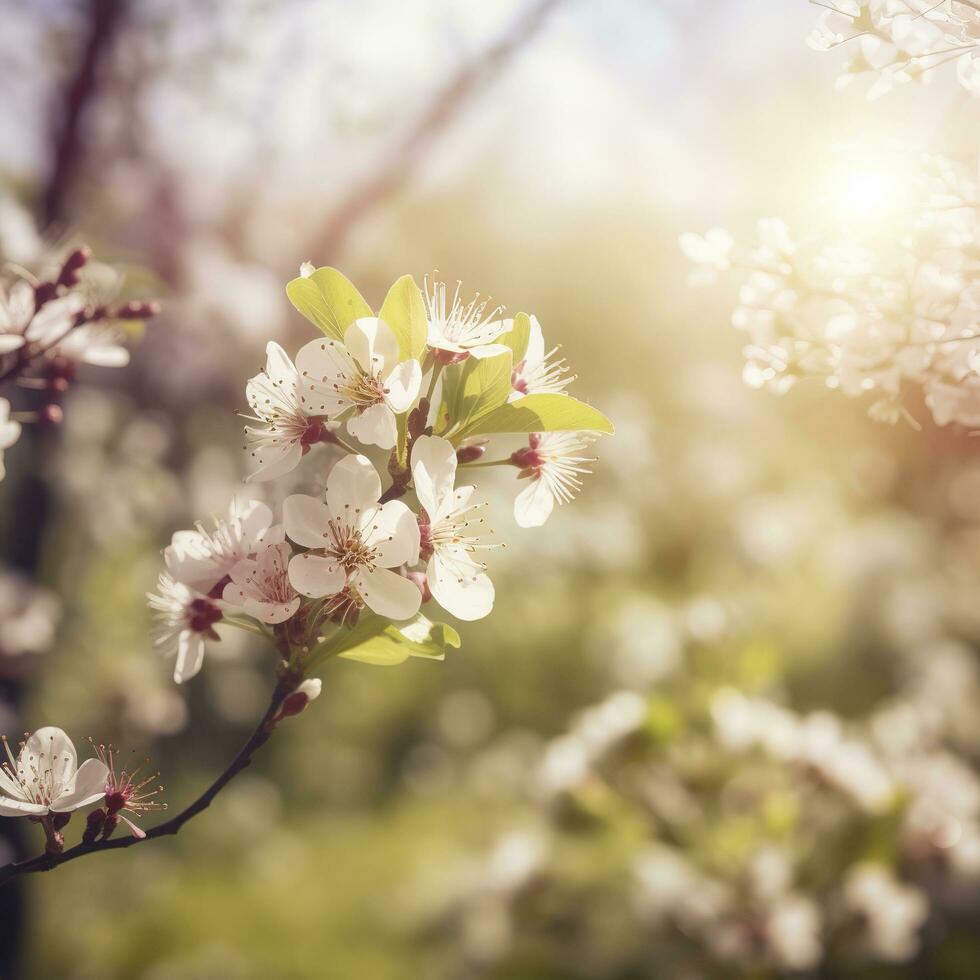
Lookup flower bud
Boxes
[57,246,91,286]
[456,443,487,465]
[52,811,71,831]
[112,300,161,320]
[278,679,322,720]
[39,403,64,427]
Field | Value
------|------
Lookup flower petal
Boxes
[22,727,77,798]
[326,454,382,518]
[383,359,422,413]
[429,553,495,621]
[345,317,399,375]
[174,631,206,684]
[352,566,421,621]
[243,595,301,624]
[362,499,420,567]
[346,403,397,449]
[411,435,457,517]
[514,476,555,528]
[245,439,304,483]
[0,798,48,817]
[283,494,331,549]
[288,553,345,598]
[50,758,109,812]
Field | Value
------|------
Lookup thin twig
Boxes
[0,674,296,886]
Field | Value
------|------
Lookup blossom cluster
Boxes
[0,245,159,481]
[808,0,980,98]
[148,268,612,683]
[681,151,980,428]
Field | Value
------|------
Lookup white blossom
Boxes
[511,431,597,528]
[296,319,421,449]
[284,454,421,620]
[146,572,223,683]
[424,277,511,360]
[843,864,928,962]
[412,435,495,621]
[509,316,574,399]
[0,727,108,816]
[244,341,327,482]
[222,540,300,624]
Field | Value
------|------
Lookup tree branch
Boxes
[0,674,296,886]
[311,0,564,260]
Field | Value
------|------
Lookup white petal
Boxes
[0,335,25,354]
[467,343,512,359]
[288,553,345,598]
[525,315,545,368]
[514,476,554,528]
[50,758,109,812]
[383,359,422,413]
[243,595,301,624]
[283,494,331,549]
[410,435,457,517]
[246,438,303,482]
[22,727,77,797]
[236,500,274,546]
[81,345,129,367]
[362,499,420,567]
[295,337,356,414]
[174,631,206,684]
[0,798,48,817]
[326,454,382,517]
[352,566,421,620]
[346,403,397,449]
[429,554,495,621]
[263,341,298,387]
[345,317,399,375]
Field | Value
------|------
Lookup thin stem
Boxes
[0,675,297,886]
[459,458,514,469]
[425,362,444,404]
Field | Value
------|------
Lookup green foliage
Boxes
[378,274,428,361]
[463,393,615,438]
[441,351,513,438]
[499,312,532,363]
[285,266,372,340]
[308,613,461,669]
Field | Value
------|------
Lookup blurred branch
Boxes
[0,675,296,886]
[312,0,565,260]
[42,0,124,228]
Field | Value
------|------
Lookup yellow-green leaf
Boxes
[378,274,428,361]
[286,267,372,341]
[464,393,614,437]
[498,312,531,363]
[450,352,513,437]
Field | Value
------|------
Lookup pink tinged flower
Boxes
[0,280,33,353]
[147,573,223,683]
[243,341,330,482]
[0,727,108,817]
[296,319,421,450]
[0,397,21,482]
[283,454,421,621]
[510,315,575,399]
[164,499,279,594]
[90,742,166,840]
[510,431,597,528]
[423,276,511,361]
[222,540,300,624]
[411,435,495,621]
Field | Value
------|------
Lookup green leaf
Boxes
[307,613,460,669]
[286,267,372,341]
[378,275,428,361]
[498,312,531,363]
[450,351,513,437]
[463,393,615,437]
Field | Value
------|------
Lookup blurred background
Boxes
[1,0,979,977]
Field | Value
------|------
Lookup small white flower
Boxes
[296,319,421,450]
[424,276,511,360]
[244,341,328,482]
[843,864,928,962]
[147,572,223,683]
[510,431,597,528]
[297,678,321,701]
[284,454,421,620]
[0,397,21,482]
[0,280,34,354]
[222,540,300,624]
[412,435,495,621]
[51,321,129,368]
[164,499,279,594]
[0,727,108,816]
[509,316,575,399]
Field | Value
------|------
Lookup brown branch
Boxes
[311,0,564,260]
[0,674,296,886]
[42,0,124,229]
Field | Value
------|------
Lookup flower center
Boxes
[187,598,222,633]
[324,518,377,572]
